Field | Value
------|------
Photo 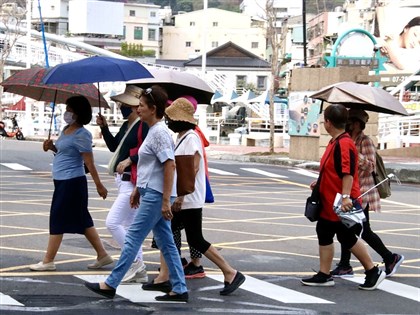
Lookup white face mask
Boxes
[63,111,75,125]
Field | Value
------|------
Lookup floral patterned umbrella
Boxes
[1,67,109,108]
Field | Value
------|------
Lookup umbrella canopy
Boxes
[210,90,238,104]
[1,67,109,108]
[42,56,153,84]
[309,82,409,116]
[128,68,214,104]
[231,90,256,104]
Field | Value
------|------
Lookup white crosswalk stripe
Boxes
[346,276,420,302]
[208,167,237,176]
[0,292,23,306]
[289,168,319,178]
[241,168,288,178]
[0,163,32,171]
[207,275,333,304]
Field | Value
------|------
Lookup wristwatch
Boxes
[342,194,350,199]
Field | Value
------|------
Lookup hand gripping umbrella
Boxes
[1,67,109,139]
[43,56,154,110]
[309,82,409,116]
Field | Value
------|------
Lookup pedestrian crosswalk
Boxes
[1,274,418,308]
[1,163,318,180]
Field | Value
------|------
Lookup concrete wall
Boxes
[289,67,371,161]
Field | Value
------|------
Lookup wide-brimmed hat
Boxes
[167,95,198,111]
[165,98,196,124]
[348,108,369,123]
[111,85,143,106]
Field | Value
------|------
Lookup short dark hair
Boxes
[401,16,420,35]
[66,96,92,125]
[142,85,168,119]
[324,104,348,129]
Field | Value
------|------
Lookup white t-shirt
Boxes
[175,130,205,209]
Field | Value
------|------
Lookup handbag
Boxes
[205,175,214,203]
[333,193,366,229]
[305,180,321,222]
[174,133,196,197]
[175,154,195,196]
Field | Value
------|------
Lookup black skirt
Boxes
[50,176,94,234]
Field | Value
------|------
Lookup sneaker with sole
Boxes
[29,261,56,271]
[301,272,335,287]
[122,260,145,283]
[385,254,404,277]
[359,266,386,290]
[184,262,206,279]
[87,255,113,269]
[330,264,354,278]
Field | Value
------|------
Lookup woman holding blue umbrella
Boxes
[30,96,112,271]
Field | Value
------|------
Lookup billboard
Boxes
[69,0,124,35]
[374,3,420,74]
[288,92,322,137]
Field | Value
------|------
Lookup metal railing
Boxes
[378,113,420,149]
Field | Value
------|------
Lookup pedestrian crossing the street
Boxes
[1,162,318,180]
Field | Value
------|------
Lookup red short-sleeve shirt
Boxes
[319,133,361,221]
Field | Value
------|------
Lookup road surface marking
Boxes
[208,167,237,176]
[241,168,288,178]
[346,276,420,302]
[207,274,334,304]
[0,292,24,306]
[76,275,181,303]
[0,163,32,171]
[289,168,319,178]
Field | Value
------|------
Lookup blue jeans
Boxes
[105,187,187,294]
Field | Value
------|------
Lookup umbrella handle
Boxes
[97,82,101,114]
[48,91,57,140]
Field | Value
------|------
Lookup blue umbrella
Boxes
[43,56,153,84]
[42,56,153,111]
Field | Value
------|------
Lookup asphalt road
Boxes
[1,139,419,314]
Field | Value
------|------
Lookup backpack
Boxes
[372,151,391,199]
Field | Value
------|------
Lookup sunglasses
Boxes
[144,87,156,105]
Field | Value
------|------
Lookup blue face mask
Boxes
[120,106,132,119]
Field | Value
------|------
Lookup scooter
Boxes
[0,115,25,140]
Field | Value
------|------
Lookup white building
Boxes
[160,8,267,60]
[122,2,161,58]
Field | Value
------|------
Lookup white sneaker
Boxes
[122,261,147,283]
[29,261,56,271]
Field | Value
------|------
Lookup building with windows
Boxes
[122,2,161,58]
[160,8,266,60]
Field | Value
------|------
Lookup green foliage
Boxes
[120,42,155,57]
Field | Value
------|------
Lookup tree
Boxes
[264,0,287,153]
[0,0,26,119]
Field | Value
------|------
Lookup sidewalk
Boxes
[26,136,420,184]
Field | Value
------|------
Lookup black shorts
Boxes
[316,218,358,250]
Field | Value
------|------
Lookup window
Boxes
[237,75,246,87]
[211,41,218,48]
[213,21,218,27]
[195,49,200,53]
[251,42,258,49]
[150,11,156,17]
[186,41,191,47]
[134,26,143,40]
[148,28,156,41]
[129,10,135,17]
[190,21,195,26]
[257,76,267,89]
[122,26,126,39]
